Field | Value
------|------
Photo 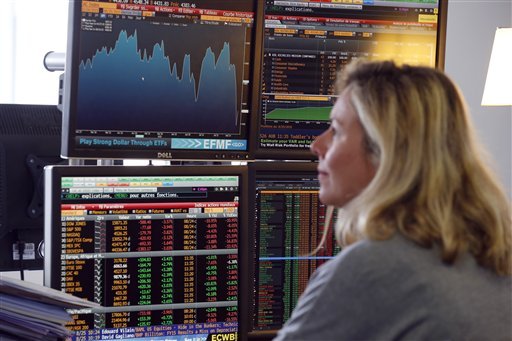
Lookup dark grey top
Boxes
[274,234,512,341]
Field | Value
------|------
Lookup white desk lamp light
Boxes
[481,27,512,106]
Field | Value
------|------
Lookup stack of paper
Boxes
[0,276,100,340]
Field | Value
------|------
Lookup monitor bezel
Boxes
[44,164,249,339]
[61,1,260,162]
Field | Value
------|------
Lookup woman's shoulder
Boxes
[326,232,511,291]
[328,233,422,272]
[321,232,473,291]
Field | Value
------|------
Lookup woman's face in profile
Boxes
[310,90,376,207]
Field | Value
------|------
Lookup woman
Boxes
[274,60,511,340]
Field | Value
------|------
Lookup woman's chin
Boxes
[318,191,335,206]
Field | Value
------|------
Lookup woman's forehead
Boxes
[330,90,356,122]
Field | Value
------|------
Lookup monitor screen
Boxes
[253,0,448,160]
[247,162,340,337]
[61,0,257,161]
[44,165,248,340]
[0,104,64,271]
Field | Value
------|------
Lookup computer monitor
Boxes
[252,0,448,160]
[247,162,340,338]
[0,104,64,271]
[44,165,248,340]
[61,1,258,161]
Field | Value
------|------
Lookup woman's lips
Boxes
[317,168,328,179]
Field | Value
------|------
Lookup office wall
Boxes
[0,0,68,105]
[444,0,512,199]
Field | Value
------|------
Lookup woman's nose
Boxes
[310,130,326,158]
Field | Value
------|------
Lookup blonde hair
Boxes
[326,60,511,276]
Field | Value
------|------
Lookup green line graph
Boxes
[265,106,332,121]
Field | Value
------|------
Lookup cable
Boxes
[16,240,25,280]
